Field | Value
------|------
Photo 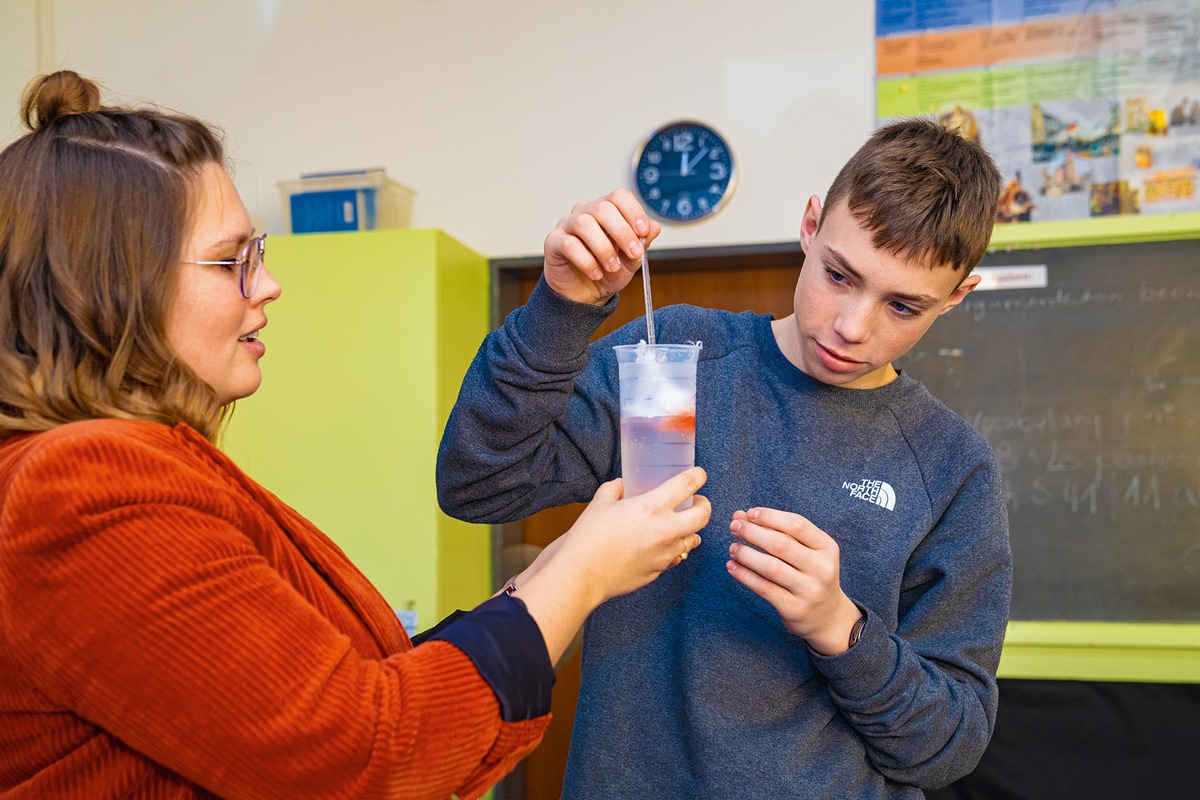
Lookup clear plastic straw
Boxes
[640,238,656,345]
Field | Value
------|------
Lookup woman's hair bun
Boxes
[20,70,103,130]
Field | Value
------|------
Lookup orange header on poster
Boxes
[877,11,1140,77]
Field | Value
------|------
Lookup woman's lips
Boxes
[238,330,265,357]
[239,338,265,357]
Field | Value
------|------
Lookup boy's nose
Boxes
[834,301,874,343]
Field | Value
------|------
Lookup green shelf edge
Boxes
[988,212,1200,251]
[1000,621,1200,683]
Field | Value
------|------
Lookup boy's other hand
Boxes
[543,189,662,306]
[726,506,865,656]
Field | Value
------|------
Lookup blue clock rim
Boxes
[630,119,737,224]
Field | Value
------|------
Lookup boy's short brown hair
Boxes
[820,117,1002,272]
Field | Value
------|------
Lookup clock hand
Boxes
[679,151,689,177]
[685,147,709,175]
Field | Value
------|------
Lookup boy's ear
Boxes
[799,195,822,253]
[939,273,982,315]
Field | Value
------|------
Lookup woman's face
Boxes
[167,162,281,405]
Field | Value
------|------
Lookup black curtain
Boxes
[926,679,1200,800]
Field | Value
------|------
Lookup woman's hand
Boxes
[512,468,709,664]
[542,189,662,305]
[558,468,709,604]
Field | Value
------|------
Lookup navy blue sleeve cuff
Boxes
[409,609,467,646]
[424,593,555,722]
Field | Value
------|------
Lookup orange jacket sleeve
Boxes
[0,421,550,799]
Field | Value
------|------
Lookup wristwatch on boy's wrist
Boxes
[848,609,868,649]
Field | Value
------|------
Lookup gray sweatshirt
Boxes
[436,279,1012,799]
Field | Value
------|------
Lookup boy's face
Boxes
[775,195,980,389]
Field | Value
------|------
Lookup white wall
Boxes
[1,0,876,257]
[0,0,39,142]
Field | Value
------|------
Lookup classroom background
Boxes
[1,0,874,256]
[3,2,1197,799]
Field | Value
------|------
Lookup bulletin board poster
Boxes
[876,0,1200,224]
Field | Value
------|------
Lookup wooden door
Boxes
[489,242,803,799]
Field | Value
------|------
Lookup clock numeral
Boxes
[642,166,660,185]
[671,131,695,152]
[647,187,661,200]
[676,198,693,217]
[709,163,728,181]
[647,151,662,165]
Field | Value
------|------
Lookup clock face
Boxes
[633,121,736,223]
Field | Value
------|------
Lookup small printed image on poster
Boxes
[1140,169,1194,205]
[1030,99,1120,164]
[937,104,983,146]
[1039,150,1092,198]
[997,167,1038,222]
[1089,181,1139,216]
[1168,96,1200,130]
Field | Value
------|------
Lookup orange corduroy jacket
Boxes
[0,419,548,799]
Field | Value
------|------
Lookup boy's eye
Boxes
[825,268,848,284]
[889,301,918,316]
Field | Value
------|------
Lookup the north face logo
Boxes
[843,479,896,511]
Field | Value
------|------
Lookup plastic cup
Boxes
[614,343,701,505]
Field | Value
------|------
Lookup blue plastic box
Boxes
[279,168,414,234]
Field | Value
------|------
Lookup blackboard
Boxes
[895,239,1200,622]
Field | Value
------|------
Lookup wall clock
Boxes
[632,120,736,223]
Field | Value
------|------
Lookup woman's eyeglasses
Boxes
[184,233,266,298]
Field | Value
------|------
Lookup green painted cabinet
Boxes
[222,229,491,629]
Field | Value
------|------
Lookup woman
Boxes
[0,71,709,799]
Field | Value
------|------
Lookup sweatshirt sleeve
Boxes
[808,452,1012,789]
[436,277,624,523]
[0,427,550,800]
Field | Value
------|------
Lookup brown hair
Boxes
[0,70,229,441]
[820,116,1002,272]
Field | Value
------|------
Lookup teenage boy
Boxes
[437,118,1013,798]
